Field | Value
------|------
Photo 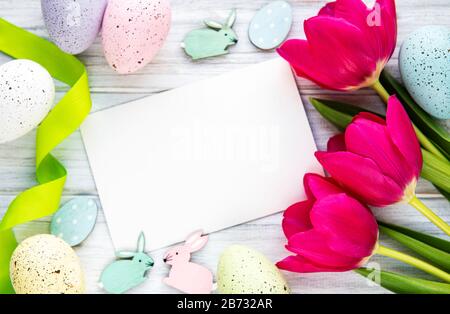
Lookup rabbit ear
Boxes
[137,232,145,253]
[204,20,223,30]
[185,230,203,245]
[226,9,237,28]
[116,251,136,258]
[188,235,208,253]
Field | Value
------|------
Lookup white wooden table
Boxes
[1,0,449,294]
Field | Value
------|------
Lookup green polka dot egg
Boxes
[217,245,290,294]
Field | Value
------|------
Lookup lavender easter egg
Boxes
[102,0,171,74]
[0,60,54,144]
[41,0,107,54]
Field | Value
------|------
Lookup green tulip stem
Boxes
[409,196,450,236]
[371,80,390,103]
[371,80,448,161]
[376,245,450,283]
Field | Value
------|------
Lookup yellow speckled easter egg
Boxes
[10,234,85,294]
[217,245,290,294]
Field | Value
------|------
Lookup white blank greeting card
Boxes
[81,59,322,250]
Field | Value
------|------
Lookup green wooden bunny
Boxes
[182,9,238,60]
[99,232,154,294]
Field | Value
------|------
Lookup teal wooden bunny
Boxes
[182,9,238,60]
[99,232,154,294]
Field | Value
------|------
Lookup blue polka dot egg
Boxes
[399,26,450,119]
[51,197,98,246]
[249,1,292,50]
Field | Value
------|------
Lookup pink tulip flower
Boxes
[277,0,397,92]
[316,96,450,235]
[277,173,378,273]
[315,96,421,206]
[277,174,450,280]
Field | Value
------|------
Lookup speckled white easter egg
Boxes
[51,197,98,246]
[249,1,292,50]
[399,26,450,119]
[10,234,85,294]
[41,0,108,54]
[217,245,290,294]
[102,0,171,74]
[0,59,54,144]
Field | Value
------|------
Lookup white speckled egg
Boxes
[41,0,108,54]
[399,26,450,119]
[0,59,54,144]
[217,245,290,294]
[10,234,85,294]
[102,0,171,74]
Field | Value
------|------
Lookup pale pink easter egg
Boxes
[102,0,171,74]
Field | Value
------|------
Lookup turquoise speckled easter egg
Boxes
[51,197,98,246]
[217,245,290,294]
[399,26,450,119]
[249,1,292,50]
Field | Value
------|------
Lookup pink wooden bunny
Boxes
[163,230,214,294]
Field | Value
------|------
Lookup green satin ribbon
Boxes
[0,19,92,293]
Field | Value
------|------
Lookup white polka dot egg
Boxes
[10,234,85,294]
[0,59,54,144]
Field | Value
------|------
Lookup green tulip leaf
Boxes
[421,149,450,193]
[309,97,381,131]
[355,268,450,294]
[380,70,450,160]
[379,225,450,272]
[434,185,450,202]
[422,149,450,177]
[378,221,450,254]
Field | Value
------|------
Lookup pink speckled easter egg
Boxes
[102,0,171,74]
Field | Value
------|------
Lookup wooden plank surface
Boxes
[0,0,449,294]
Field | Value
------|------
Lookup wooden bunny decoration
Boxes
[182,9,238,60]
[163,230,215,294]
[99,232,154,294]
